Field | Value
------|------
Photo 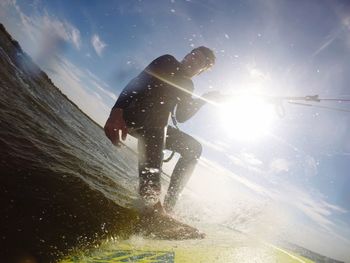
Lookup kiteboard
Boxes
[60,222,314,263]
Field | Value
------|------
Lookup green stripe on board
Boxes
[65,250,175,263]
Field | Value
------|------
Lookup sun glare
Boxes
[220,96,276,141]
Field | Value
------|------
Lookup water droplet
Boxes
[149,168,159,173]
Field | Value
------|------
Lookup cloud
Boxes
[322,201,348,214]
[227,152,264,175]
[286,222,350,263]
[240,152,263,166]
[0,0,82,74]
[0,0,117,127]
[91,34,107,56]
[5,0,81,50]
[40,13,81,49]
[304,155,318,177]
[248,67,270,82]
[184,155,349,257]
[228,154,245,167]
[269,158,290,173]
[47,55,112,126]
[0,1,109,109]
[85,69,118,101]
[270,183,347,232]
[339,10,350,50]
[194,136,227,153]
[215,152,335,234]
[195,157,270,196]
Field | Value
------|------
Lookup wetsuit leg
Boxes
[164,126,202,212]
[135,127,166,207]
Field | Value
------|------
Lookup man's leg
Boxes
[164,126,202,212]
[135,127,205,239]
[136,127,166,209]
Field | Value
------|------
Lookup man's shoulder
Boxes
[146,54,182,75]
[151,54,179,65]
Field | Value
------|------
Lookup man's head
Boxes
[181,46,216,77]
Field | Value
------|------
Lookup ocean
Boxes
[0,23,144,262]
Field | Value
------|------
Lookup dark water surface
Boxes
[0,24,142,262]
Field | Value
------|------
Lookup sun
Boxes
[219,95,276,141]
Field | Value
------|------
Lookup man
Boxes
[104,46,218,216]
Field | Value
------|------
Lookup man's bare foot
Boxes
[140,201,166,216]
[137,201,205,239]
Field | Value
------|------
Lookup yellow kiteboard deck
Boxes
[60,225,314,263]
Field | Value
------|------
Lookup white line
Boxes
[264,242,308,263]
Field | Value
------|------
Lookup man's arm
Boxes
[175,97,206,123]
[105,55,175,144]
[104,108,127,146]
[112,78,140,110]
[175,91,223,123]
[104,79,141,145]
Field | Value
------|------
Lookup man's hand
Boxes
[104,108,128,146]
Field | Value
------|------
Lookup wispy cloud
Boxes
[240,152,263,166]
[304,155,318,177]
[342,15,350,30]
[0,0,115,126]
[227,153,265,175]
[269,158,290,173]
[195,157,270,196]
[40,13,81,49]
[4,0,81,50]
[184,155,349,255]
[189,143,347,238]
[247,65,271,82]
[0,0,83,78]
[91,34,107,57]
[85,69,118,101]
[339,12,350,50]
[194,136,227,153]
[48,55,111,126]
[286,221,350,262]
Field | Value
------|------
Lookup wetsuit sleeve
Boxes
[112,82,136,109]
[175,82,205,122]
[113,55,176,110]
[146,54,179,76]
[145,54,206,123]
[175,95,206,123]
[146,55,205,123]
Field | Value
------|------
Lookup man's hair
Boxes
[191,46,216,67]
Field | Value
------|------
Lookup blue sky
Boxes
[1,0,350,261]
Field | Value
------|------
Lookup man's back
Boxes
[116,54,194,129]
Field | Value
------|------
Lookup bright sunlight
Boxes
[220,96,276,141]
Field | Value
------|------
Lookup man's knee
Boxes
[185,139,202,159]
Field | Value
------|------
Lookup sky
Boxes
[1,0,350,261]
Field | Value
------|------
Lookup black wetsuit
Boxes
[113,55,205,211]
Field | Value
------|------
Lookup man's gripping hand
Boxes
[104,108,128,146]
